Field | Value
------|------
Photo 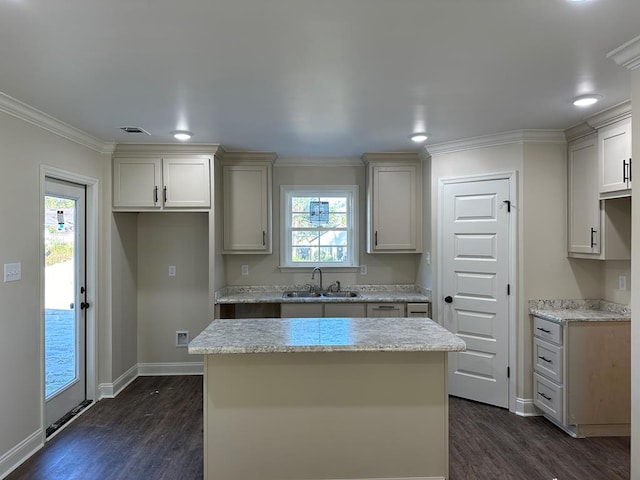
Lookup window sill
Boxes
[278,266,361,273]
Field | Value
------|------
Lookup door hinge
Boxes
[507,366,510,379]
[503,200,512,212]
[507,284,511,295]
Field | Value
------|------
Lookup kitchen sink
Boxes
[322,291,360,298]
[282,291,322,298]
[282,291,360,298]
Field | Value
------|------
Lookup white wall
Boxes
[224,162,422,288]
[110,213,138,381]
[0,110,108,472]
[137,213,210,366]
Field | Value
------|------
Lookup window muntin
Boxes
[281,187,358,268]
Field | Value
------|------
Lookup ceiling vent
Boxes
[119,126,151,135]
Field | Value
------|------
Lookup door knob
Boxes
[444,296,453,303]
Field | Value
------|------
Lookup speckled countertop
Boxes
[214,284,431,304]
[188,317,465,354]
[528,299,630,325]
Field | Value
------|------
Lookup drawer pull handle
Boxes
[536,327,551,333]
[538,392,552,401]
[376,305,397,310]
[538,356,552,363]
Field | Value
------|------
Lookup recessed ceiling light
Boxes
[409,132,429,143]
[572,94,602,107]
[171,130,193,141]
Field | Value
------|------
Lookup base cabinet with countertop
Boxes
[531,307,630,438]
[189,316,465,480]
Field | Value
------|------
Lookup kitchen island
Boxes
[189,316,465,480]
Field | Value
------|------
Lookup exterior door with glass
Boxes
[44,178,87,434]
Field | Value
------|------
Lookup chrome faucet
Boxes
[311,267,323,292]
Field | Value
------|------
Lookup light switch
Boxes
[4,262,21,282]
[241,265,249,276]
[168,265,176,277]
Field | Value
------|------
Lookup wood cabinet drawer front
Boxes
[534,373,563,423]
[533,316,562,345]
[533,337,563,383]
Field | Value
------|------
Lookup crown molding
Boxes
[114,143,222,157]
[361,151,421,165]
[275,156,362,166]
[584,100,632,130]
[0,91,111,153]
[564,122,596,142]
[426,130,566,156]
[607,34,640,71]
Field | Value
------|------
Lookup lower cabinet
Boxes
[281,303,324,318]
[366,303,407,317]
[532,315,630,437]
[324,303,367,317]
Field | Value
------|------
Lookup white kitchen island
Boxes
[189,317,466,480]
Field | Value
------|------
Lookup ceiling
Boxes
[1,0,639,158]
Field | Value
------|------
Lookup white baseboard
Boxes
[138,362,203,376]
[0,429,42,480]
[98,364,138,399]
[515,397,541,417]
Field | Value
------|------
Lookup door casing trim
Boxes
[40,165,99,442]
[437,171,517,413]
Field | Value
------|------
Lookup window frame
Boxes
[280,185,359,269]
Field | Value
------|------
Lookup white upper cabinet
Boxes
[113,155,211,210]
[598,116,632,197]
[222,153,275,254]
[567,135,600,256]
[363,153,423,253]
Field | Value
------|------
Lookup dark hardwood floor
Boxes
[7,376,629,479]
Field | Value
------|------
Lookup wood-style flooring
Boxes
[6,376,629,479]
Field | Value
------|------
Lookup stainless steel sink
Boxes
[282,291,322,298]
[282,290,360,298]
[322,291,360,298]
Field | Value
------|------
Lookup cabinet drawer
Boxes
[533,316,562,345]
[366,303,406,317]
[533,373,563,424]
[533,337,563,383]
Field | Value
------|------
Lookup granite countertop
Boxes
[188,317,465,354]
[215,285,431,304]
[529,299,631,325]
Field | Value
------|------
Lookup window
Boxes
[281,186,358,268]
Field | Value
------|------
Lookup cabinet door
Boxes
[162,157,210,208]
[113,157,162,208]
[567,136,600,255]
[366,303,406,317]
[324,303,366,318]
[599,118,632,195]
[370,165,420,252]
[223,164,271,253]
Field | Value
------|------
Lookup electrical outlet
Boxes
[619,275,627,291]
[241,264,249,276]
[176,331,189,347]
[426,252,431,266]
[3,262,21,282]
[168,265,176,277]
[360,264,367,275]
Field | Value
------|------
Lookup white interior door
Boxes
[441,177,511,409]
[44,177,87,434]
